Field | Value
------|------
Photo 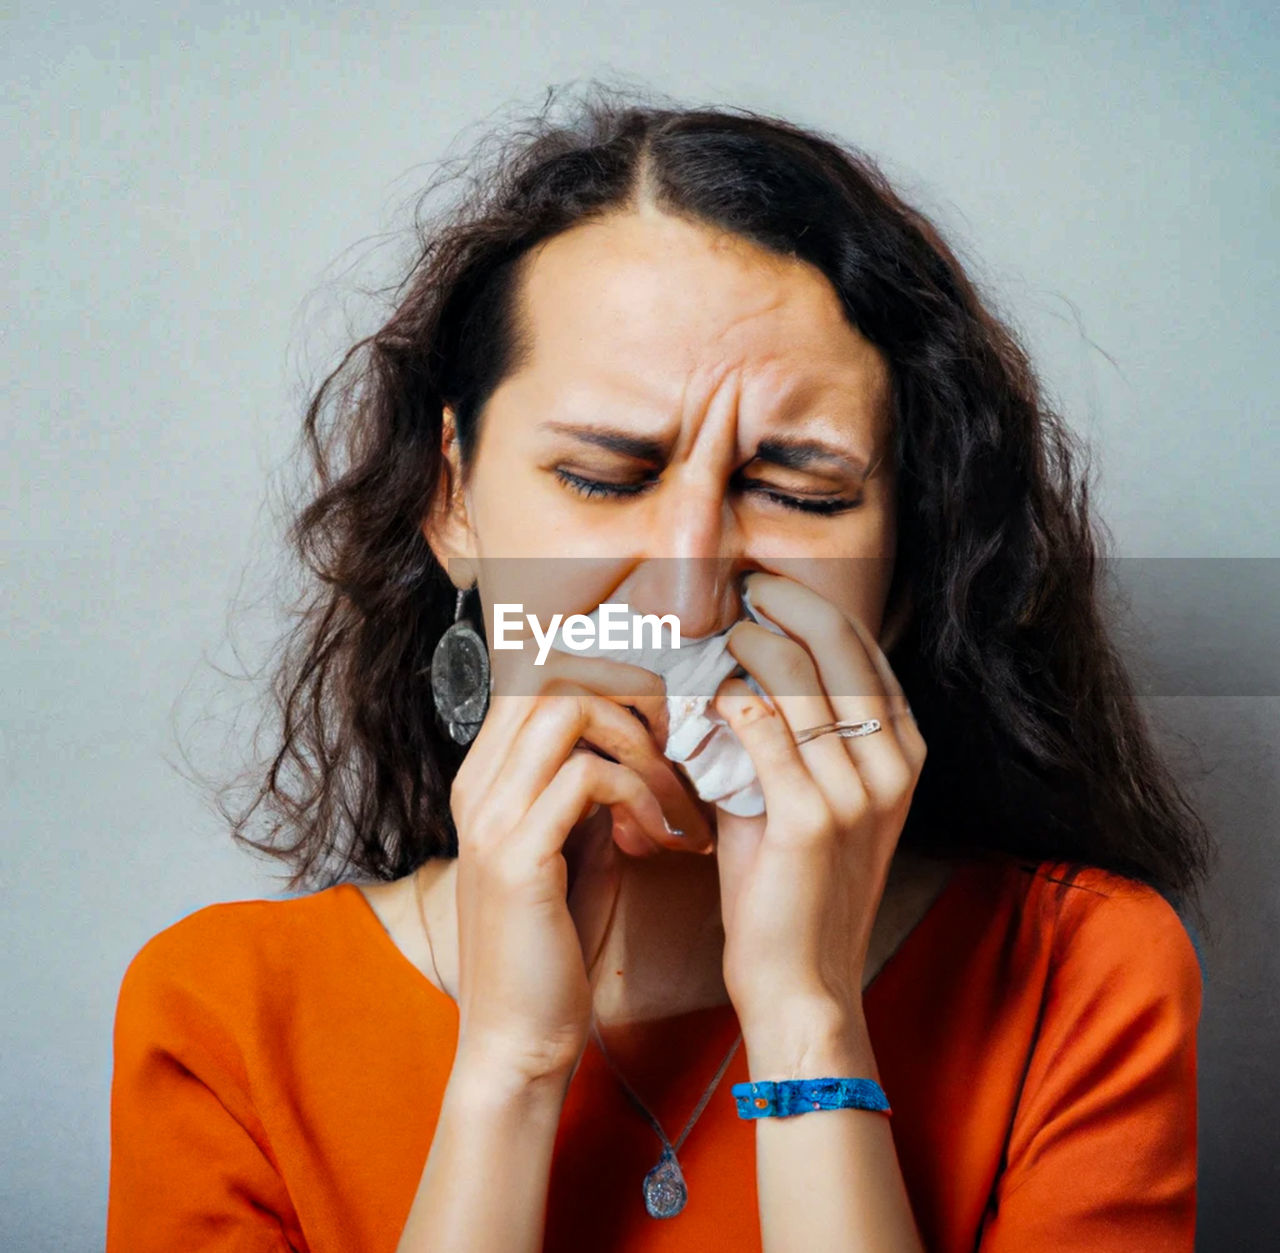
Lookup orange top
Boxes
[106,856,1201,1252]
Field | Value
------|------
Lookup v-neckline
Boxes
[338,855,975,1027]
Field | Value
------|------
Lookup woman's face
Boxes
[427,205,900,668]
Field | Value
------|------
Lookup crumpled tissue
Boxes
[550,593,785,816]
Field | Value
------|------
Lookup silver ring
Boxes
[793,718,883,746]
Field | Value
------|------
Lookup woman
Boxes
[107,91,1211,1252]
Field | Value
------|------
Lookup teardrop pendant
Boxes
[642,1146,688,1218]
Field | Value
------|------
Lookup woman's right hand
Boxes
[446,653,713,1091]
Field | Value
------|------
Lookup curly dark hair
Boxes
[212,83,1213,914]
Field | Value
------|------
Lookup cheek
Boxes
[747,493,895,562]
[467,461,563,561]
[744,514,896,636]
[471,449,635,559]
[466,482,630,625]
[841,537,897,640]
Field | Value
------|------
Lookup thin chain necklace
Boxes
[413,867,449,994]
[413,865,742,1219]
[590,1012,742,1219]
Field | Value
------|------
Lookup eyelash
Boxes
[553,469,861,516]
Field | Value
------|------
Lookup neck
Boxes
[586,847,730,1028]
[582,840,956,1031]
[396,828,956,1032]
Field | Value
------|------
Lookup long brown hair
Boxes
[208,84,1213,915]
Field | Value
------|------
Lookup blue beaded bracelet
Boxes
[731,1077,892,1119]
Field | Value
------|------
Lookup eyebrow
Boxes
[542,421,873,478]
[542,421,668,462]
[752,437,870,479]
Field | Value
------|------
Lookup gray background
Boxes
[4,2,1276,1249]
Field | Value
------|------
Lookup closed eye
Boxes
[554,469,655,499]
[553,469,861,516]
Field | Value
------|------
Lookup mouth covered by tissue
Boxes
[549,592,786,816]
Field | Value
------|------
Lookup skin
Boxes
[371,200,946,1251]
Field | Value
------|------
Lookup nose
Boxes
[620,486,749,638]
[624,557,745,639]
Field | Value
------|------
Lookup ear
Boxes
[421,406,478,588]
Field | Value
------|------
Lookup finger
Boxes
[712,677,838,851]
[447,689,537,831]
[517,748,671,863]
[452,651,669,817]
[844,611,927,772]
[724,619,866,814]
[476,691,708,854]
[739,573,912,802]
[473,696,701,860]
[516,650,671,749]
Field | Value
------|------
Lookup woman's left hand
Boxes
[712,571,928,1072]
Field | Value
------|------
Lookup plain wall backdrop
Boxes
[4,2,1277,1249]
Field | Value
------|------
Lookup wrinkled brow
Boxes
[540,422,872,477]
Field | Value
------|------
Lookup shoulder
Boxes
[984,860,1204,1218]
[1008,859,1203,1031]
[120,887,347,986]
[1025,861,1200,974]
[113,886,356,1060]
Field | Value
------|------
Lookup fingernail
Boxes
[663,817,686,839]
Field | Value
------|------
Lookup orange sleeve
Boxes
[978,873,1201,1251]
[106,923,302,1253]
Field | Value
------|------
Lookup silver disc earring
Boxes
[427,586,490,745]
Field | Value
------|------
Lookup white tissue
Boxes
[550,595,785,816]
